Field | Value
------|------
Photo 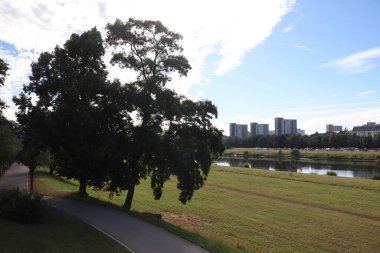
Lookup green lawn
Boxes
[35,166,380,253]
[0,208,130,253]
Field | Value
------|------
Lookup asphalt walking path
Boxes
[0,164,209,253]
[0,163,29,190]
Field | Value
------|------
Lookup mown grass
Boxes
[0,208,130,253]
[224,148,380,161]
[35,166,380,253]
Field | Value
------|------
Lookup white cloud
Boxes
[293,44,312,52]
[282,24,293,33]
[0,0,295,117]
[357,90,375,97]
[322,46,380,74]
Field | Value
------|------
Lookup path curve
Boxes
[47,197,209,253]
[1,164,209,253]
[0,163,28,190]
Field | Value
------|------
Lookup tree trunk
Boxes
[49,165,54,175]
[123,183,135,210]
[29,166,35,191]
[79,177,87,195]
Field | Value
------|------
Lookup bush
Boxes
[372,175,380,180]
[290,149,300,160]
[0,188,47,223]
[326,171,337,176]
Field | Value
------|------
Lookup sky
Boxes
[0,0,379,135]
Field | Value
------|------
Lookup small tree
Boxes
[290,148,300,160]
[277,149,284,160]
[106,19,224,209]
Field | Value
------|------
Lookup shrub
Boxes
[290,149,300,160]
[372,175,380,180]
[0,188,47,223]
[326,171,337,176]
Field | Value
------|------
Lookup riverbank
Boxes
[35,166,380,253]
[223,148,380,162]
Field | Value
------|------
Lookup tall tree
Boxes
[15,28,129,194]
[106,19,224,209]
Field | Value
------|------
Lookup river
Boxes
[213,158,380,178]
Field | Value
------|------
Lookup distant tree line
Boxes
[10,19,224,210]
[224,132,380,149]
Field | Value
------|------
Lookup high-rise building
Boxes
[283,119,297,134]
[256,124,269,136]
[230,123,248,139]
[275,117,283,135]
[250,122,257,136]
[275,117,297,135]
[326,124,343,133]
[229,123,236,137]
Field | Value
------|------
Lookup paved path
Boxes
[47,197,208,253]
[0,163,28,190]
[1,164,208,253]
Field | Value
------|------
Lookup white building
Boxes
[297,129,305,136]
[352,122,380,137]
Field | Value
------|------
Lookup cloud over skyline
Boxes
[322,46,380,74]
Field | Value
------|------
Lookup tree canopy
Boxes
[106,18,224,209]
[14,19,224,209]
[14,28,130,194]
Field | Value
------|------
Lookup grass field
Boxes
[0,208,130,253]
[35,166,380,253]
[223,147,380,161]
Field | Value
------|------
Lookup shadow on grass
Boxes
[55,192,244,253]
[35,171,78,187]
[36,171,245,253]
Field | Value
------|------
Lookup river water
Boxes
[213,158,380,178]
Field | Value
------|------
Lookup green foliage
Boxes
[372,175,380,180]
[224,132,380,149]
[14,28,129,195]
[326,171,337,176]
[0,188,47,223]
[278,149,283,160]
[290,148,300,160]
[0,58,8,86]
[106,18,224,208]
[0,118,22,171]
[0,58,9,111]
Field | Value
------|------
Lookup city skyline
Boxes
[0,1,380,135]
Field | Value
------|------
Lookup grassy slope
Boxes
[35,167,380,253]
[0,209,129,253]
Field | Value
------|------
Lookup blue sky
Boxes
[0,0,379,134]
[205,0,380,134]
